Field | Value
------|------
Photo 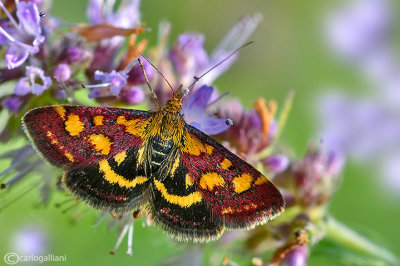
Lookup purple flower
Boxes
[121,86,145,105]
[127,59,153,85]
[66,46,86,64]
[53,64,71,82]
[53,87,67,100]
[86,0,141,52]
[14,77,32,96]
[86,0,104,25]
[279,147,344,207]
[317,93,400,194]
[0,1,45,69]
[87,0,141,29]
[3,96,24,112]
[318,94,400,160]
[216,98,277,158]
[200,13,262,85]
[325,0,391,61]
[14,66,52,96]
[281,245,308,266]
[88,70,128,98]
[263,154,290,173]
[12,227,47,256]
[182,85,230,135]
[169,34,209,83]
[168,14,262,88]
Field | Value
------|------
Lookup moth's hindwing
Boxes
[22,105,154,211]
[149,153,224,242]
[180,125,285,230]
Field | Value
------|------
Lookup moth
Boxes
[22,58,285,242]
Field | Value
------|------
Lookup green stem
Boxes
[325,217,399,265]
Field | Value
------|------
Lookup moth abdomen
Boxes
[150,138,174,171]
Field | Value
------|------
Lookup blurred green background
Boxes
[1,0,400,265]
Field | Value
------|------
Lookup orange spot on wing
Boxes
[205,144,213,154]
[220,158,232,170]
[200,172,225,190]
[64,152,75,162]
[116,116,147,137]
[47,131,58,144]
[222,207,234,214]
[232,173,253,194]
[47,131,74,162]
[182,133,214,156]
[221,204,258,215]
[65,114,84,136]
[89,134,112,155]
[254,175,268,185]
[93,115,104,126]
[154,180,202,208]
[54,106,66,121]
[99,159,148,188]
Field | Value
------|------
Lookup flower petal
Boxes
[16,2,41,37]
[184,85,213,110]
[5,46,29,69]
[113,0,141,28]
[202,14,262,85]
[3,96,24,112]
[194,116,230,135]
[169,34,209,78]
[53,64,71,82]
[14,78,31,96]
[86,0,104,25]
[182,85,230,135]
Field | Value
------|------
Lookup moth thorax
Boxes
[163,97,182,113]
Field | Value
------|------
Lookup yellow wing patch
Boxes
[54,106,66,121]
[220,158,232,170]
[114,150,127,166]
[232,173,253,194]
[93,115,104,126]
[200,172,225,190]
[116,116,147,137]
[99,159,148,188]
[154,180,202,208]
[182,132,214,156]
[170,154,180,176]
[65,114,84,136]
[89,134,112,155]
[185,174,194,188]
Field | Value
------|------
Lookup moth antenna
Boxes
[185,41,253,94]
[137,58,161,110]
[137,52,175,95]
